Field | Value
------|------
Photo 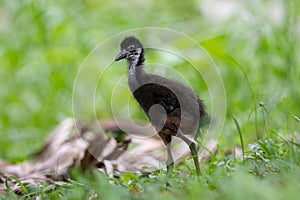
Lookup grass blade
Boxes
[232,116,245,160]
[8,176,28,195]
[5,177,11,194]
[228,56,259,139]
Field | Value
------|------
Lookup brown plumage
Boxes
[115,36,208,177]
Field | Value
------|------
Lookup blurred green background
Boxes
[0,0,299,161]
[0,0,300,199]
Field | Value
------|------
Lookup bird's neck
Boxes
[127,52,145,76]
[128,64,145,76]
[128,51,145,69]
[127,54,147,91]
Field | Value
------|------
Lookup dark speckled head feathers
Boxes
[120,36,144,50]
[115,36,145,65]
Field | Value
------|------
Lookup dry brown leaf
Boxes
[0,118,218,194]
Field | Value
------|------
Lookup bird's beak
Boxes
[115,49,128,61]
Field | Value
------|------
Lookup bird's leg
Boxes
[158,132,174,179]
[166,142,174,178]
[177,131,201,177]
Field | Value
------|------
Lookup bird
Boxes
[114,36,208,177]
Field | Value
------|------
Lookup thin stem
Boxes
[228,56,259,139]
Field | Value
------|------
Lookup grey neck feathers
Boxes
[127,49,146,91]
[128,48,144,68]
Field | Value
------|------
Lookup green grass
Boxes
[1,0,300,199]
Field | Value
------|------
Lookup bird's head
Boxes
[115,36,144,64]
